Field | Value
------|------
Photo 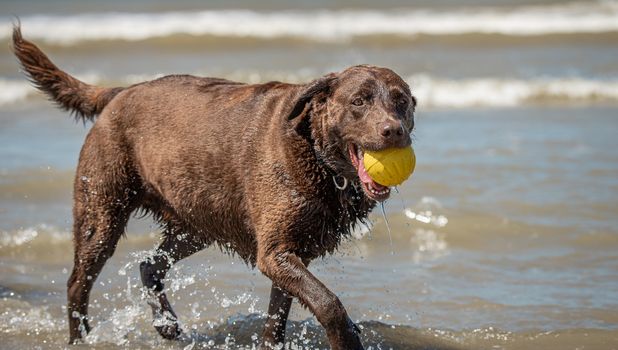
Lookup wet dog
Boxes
[12,25,415,349]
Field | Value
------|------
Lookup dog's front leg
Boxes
[257,251,363,350]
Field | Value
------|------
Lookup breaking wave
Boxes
[408,75,618,108]
[1,1,618,44]
[0,225,70,248]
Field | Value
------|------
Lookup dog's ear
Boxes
[287,73,338,121]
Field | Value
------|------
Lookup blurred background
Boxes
[1,1,617,349]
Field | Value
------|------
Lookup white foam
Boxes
[0,73,104,107]
[0,225,71,248]
[0,79,33,106]
[1,1,618,44]
[410,75,618,108]
[0,227,38,247]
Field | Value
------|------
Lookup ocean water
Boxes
[1,1,618,349]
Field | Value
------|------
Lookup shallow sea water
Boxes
[1,1,618,349]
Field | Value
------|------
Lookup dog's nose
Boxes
[380,120,405,140]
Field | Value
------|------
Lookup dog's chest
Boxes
[291,184,373,259]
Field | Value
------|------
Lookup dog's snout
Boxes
[380,121,403,137]
[379,120,406,144]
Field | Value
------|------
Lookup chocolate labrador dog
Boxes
[12,25,415,349]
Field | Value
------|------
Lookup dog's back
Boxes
[14,26,304,260]
[99,75,306,261]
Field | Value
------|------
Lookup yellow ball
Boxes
[363,146,416,186]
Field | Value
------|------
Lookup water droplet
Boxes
[380,202,394,255]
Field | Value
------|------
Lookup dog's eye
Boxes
[397,98,408,107]
[351,98,364,106]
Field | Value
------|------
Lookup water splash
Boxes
[351,219,373,240]
[0,304,63,334]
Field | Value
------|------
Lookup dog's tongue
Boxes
[357,154,389,191]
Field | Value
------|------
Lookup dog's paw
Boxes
[155,323,182,340]
[153,311,182,340]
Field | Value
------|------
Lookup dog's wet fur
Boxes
[12,25,415,349]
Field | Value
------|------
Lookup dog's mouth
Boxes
[347,144,391,202]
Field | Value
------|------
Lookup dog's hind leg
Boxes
[66,128,142,344]
[140,228,206,339]
[67,176,137,343]
[260,284,293,349]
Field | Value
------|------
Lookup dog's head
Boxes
[288,65,416,202]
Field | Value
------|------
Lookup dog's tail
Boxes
[11,24,124,121]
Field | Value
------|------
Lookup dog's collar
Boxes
[311,145,350,192]
[332,175,348,191]
[294,111,351,192]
